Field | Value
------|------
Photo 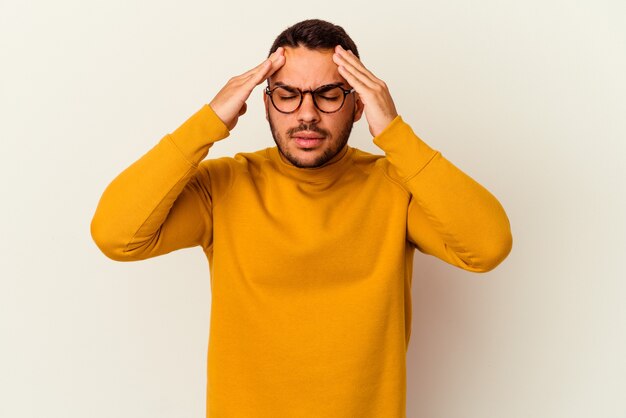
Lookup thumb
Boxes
[238,102,248,117]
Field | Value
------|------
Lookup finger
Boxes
[335,46,376,79]
[264,54,286,78]
[238,60,269,79]
[248,53,285,86]
[242,56,283,90]
[238,102,247,116]
[336,64,369,93]
[240,47,284,79]
[334,47,379,87]
[333,53,374,86]
[333,52,378,90]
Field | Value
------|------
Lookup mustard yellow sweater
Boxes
[91,104,512,418]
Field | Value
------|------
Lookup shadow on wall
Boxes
[406,252,498,416]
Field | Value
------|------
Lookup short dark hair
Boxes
[267,19,359,59]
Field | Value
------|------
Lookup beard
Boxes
[267,110,355,169]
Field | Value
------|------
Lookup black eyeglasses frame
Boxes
[264,83,355,114]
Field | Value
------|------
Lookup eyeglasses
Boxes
[265,83,355,114]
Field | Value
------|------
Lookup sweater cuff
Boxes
[372,115,439,181]
[168,104,231,166]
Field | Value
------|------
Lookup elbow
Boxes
[90,216,133,262]
[466,228,513,273]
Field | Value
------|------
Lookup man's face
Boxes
[263,46,364,168]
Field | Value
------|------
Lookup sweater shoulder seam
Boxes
[350,151,410,197]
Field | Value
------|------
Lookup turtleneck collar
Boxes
[266,144,354,183]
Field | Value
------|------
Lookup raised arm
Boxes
[373,117,512,272]
[90,106,229,261]
[90,48,286,261]
[332,44,512,272]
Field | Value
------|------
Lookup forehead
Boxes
[269,46,348,89]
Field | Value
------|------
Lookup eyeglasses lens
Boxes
[272,86,345,113]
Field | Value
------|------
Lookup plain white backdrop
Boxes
[1,0,624,417]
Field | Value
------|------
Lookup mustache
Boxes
[289,125,328,137]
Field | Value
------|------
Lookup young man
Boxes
[91,19,512,418]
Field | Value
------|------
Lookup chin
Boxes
[267,115,353,169]
[286,154,322,168]
[287,147,335,168]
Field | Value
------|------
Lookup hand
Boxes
[332,45,398,137]
[209,47,286,131]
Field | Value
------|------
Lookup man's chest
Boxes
[208,171,410,285]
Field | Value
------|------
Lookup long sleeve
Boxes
[373,115,513,272]
[90,104,230,261]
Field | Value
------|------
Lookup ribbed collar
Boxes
[266,144,354,183]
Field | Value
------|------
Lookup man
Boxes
[91,19,512,418]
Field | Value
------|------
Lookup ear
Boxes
[262,88,270,121]
[352,92,365,122]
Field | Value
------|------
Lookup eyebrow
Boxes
[273,81,347,90]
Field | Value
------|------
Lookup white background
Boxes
[1,0,625,417]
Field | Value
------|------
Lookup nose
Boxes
[296,91,321,124]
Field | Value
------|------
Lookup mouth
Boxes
[292,132,325,148]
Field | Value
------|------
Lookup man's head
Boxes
[263,19,364,168]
